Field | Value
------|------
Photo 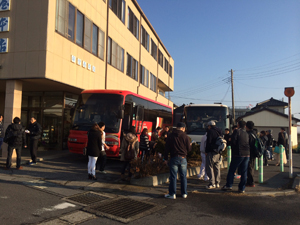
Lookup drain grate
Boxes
[63,192,109,206]
[84,197,165,223]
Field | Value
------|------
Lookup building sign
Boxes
[0,0,10,11]
[0,17,9,32]
[0,38,8,53]
[70,55,96,73]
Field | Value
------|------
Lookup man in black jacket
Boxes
[164,122,191,199]
[222,120,250,193]
[4,117,27,169]
[26,117,42,165]
[205,120,223,189]
[0,114,4,150]
[246,121,256,187]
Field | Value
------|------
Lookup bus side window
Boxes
[122,103,133,132]
[136,106,144,134]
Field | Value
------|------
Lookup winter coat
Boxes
[139,133,150,152]
[120,132,139,161]
[0,121,4,138]
[231,128,250,157]
[27,122,42,140]
[5,123,26,147]
[247,129,257,159]
[205,126,222,154]
[278,132,288,149]
[87,129,102,157]
[164,129,191,160]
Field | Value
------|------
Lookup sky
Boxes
[137,0,300,131]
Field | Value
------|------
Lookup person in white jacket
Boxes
[197,133,209,181]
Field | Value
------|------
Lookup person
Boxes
[197,132,209,181]
[0,114,4,150]
[87,123,103,180]
[139,128,150,161]
[205,120,223,189]
[120,128,139,181]
[152,126,161,142]
[164,122,191,199]
[266,130,274,160]
[278,128,289,160]
[26,117,42,165]
[161,126,170,141]
[98,122,110,173]
[259,131,268,166]
[246,121,256,187]
[224,128,231,146]
[222,120,250,193]
[4,117,27,170]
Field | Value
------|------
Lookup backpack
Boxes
[215,131,227,153]
[250,133,265,158]
[3,125,17,144]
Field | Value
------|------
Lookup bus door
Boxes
[135,105,144,135]
[122,102,133,132]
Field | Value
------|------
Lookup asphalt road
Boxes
[1,153,300,225]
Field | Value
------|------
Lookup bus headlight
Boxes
[68,138,77,142]
[106,141,118,145]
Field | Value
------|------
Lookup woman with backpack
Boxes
[120,128,139,181]
[87,123,103,180]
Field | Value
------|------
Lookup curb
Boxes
[130,160,228,187]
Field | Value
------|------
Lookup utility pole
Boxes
[230,69,235,125]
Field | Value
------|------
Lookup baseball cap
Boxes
[207,121,216,126]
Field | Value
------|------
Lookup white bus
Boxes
[184,104,230,143]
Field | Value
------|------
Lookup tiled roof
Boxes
[254,97,288,108]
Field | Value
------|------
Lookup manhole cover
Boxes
[84,197,165,223]
[63,192,109,206]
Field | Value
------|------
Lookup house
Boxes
[237,98,300,148]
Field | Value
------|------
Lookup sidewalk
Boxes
[184,154,300,196]
[0,150,299,198]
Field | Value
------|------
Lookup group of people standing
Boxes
[2,115,42,170]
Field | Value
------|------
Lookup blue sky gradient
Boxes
[137,0,300,124]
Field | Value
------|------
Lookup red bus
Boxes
[68,90,173,157]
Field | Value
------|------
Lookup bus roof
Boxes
[81,89,172,110]
[185,104,228,108]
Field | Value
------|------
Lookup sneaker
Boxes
[238,190,245,193]
[16,166,23,170]
[204,178,210,182]
[99,170,107,174]
[182,194,187,199]
[222,185,233,191]
[246,184,255,187]
[164,194,176,199]
[216,184,220,188]
[28,162,37,165]
[197,174,204,180]
[234,175,241,179]
[206,184,216,189]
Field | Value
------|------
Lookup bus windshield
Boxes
[185,106,227,135]
[72,93,124,133]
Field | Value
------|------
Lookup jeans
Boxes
[30,139,39,163]
[247,157,255,185]
[226,156,250,191]
[98,152,107,171]
[268,146,273,160]
[88,156,98,175]
[6,145,22,168]
[206,152,221,185]
[168,156,187,196]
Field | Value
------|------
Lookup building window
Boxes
[55,0,67,36]
[109,0,125,23]
[108,37,124,72]
[158,50,163,68]
[151,39,157,61]
[140,65,149,87]
[159,90,165,97]
[76,10,84,46]
[68,3,75,41]
[126,53,138,81]
[164,57,169,73]
[128,7,139,39]
[169,65,173,78]
[92,24,98,55]
[141,26,149,51]
[98,29,105,59]
[150,73,157,92]
[84,17,92,51]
